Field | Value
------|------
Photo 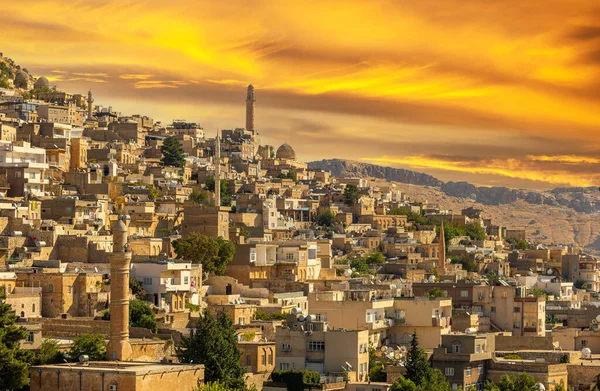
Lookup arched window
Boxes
[451,341,462,353]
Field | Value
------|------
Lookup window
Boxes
[308,341,325,351]
[32,303,35,312]
[581,340,588,346]
[452,343,462,353]
[466,367,472,377]
[445,367,454,376]
[286,253,294,261]
[514,306,521,313]
[478,364,484,374]
[491,306,496,313]
[238,317,245,325]
[279,363,290,370]
[246,355,251,366]
[475,344,481,353]
[281,344,291,352]
[261,354,266,365]
[460,290,469,298]
[26,332,34,343]
[184,276,189,284]
[143,278,152,285]
[68,286,72,294]
[513,322,521,329]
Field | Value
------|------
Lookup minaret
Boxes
[438,222,446,270]
[214,133,221,207]
[245,84,255,133]
[106,216,133,361]
[87,90,94,120]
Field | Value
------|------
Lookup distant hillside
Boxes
[308,159,600,213]
[0,54,36,90]
[308,159,443,187]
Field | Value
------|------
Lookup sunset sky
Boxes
[2,0,600,190]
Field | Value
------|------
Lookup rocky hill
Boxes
[309,159,600,213]
[0,54,37,90]
[308,159,442,187]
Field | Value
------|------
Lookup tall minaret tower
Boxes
[214,133,221,207]
[438,222,446,270]
[87,89,94,120]
[245,84,255,133]
[106,216,133,361]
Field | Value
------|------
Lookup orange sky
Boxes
[2,0,600,189]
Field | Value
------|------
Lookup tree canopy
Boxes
[316,209,337,227]
[205,177,232,206]
[190,188,211,206]
[173,233,235,275]
[161,136,186,168]
[389,207,425,224]
[343,184,361,206]
[130,277,146,300]
[69,333,107,361]
[178,309,246,389]
[483,373,550,391]
[0,288,30,390]
[390,332,450,391]
[102,299,158,333]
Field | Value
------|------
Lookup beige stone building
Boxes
[275,313,370,382]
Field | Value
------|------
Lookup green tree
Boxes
[529,288,548,298]
[129,299,158,333]
[484,373,538,391]
[102,300,158,333]
[255,310,287,321]
[130,278,146,300]
[69,333,106,361]
[449,255,478,272]
[425,288,447,298]
[465,222,486,241]
[205,177,231,206]
[349,255,371,276]
[195,382,236,391]
[161,136,186,168]
[516,240,530,250]
[316,210,337,227]
[389,207,425,225]
[364,251,385,264]
[369,348,387,382]
[173,233,235,275]
[574,279,586,289]
[405,332,430,386]
[34,339,66,365]
[271,370,320,391]
[0,288,30,390]
[391,376,418,391]
[343,184,361,206]
[190,188,210,205]
[178,309,246,389]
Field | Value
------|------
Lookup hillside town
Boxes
[2,53,600,391]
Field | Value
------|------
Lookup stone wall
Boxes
[38,318,111,338]
[495,335,555,350]
[56,236,90,262]
[567,362,600,390]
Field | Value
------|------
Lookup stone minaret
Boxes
[438,222,446,270]
[87,90,94,120]
[245,84,255,133]
[214,133,221,207]
[106,216,133,361]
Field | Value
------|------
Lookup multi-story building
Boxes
[432,333,495,391]
[0,140,49,196]
[388,297,453,349]
[130,261,202,312]
[308,290,394,348]
[181,204,230,239]
[275,313,370,382]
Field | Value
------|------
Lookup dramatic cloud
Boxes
[2,0,599,189]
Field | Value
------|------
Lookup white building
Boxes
[130,261,201,313]
[0,141,49,197]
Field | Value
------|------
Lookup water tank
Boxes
[305,314,316,322]
[465,328,477,334]
[11,231,22,237]
[291,307,302,315]
[582,347,592,358]
[547,269,553,275]
[298,315,305,322]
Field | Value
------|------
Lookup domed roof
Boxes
[276,143,296,160]
[14,71,29,89]
[34,76,49,89]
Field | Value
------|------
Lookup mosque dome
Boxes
[276,143,296,160]
[14,71,29,89]
[34,76,49,89]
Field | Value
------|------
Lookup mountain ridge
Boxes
[308,158,600,213]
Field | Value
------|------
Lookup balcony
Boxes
[432,316,450,328]
[370,318,394,330]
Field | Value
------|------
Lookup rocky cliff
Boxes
[307,159,443,187]
[308,159,600,213]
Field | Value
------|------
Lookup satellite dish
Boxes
[547,269,553,275]
[582,348,592,358]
